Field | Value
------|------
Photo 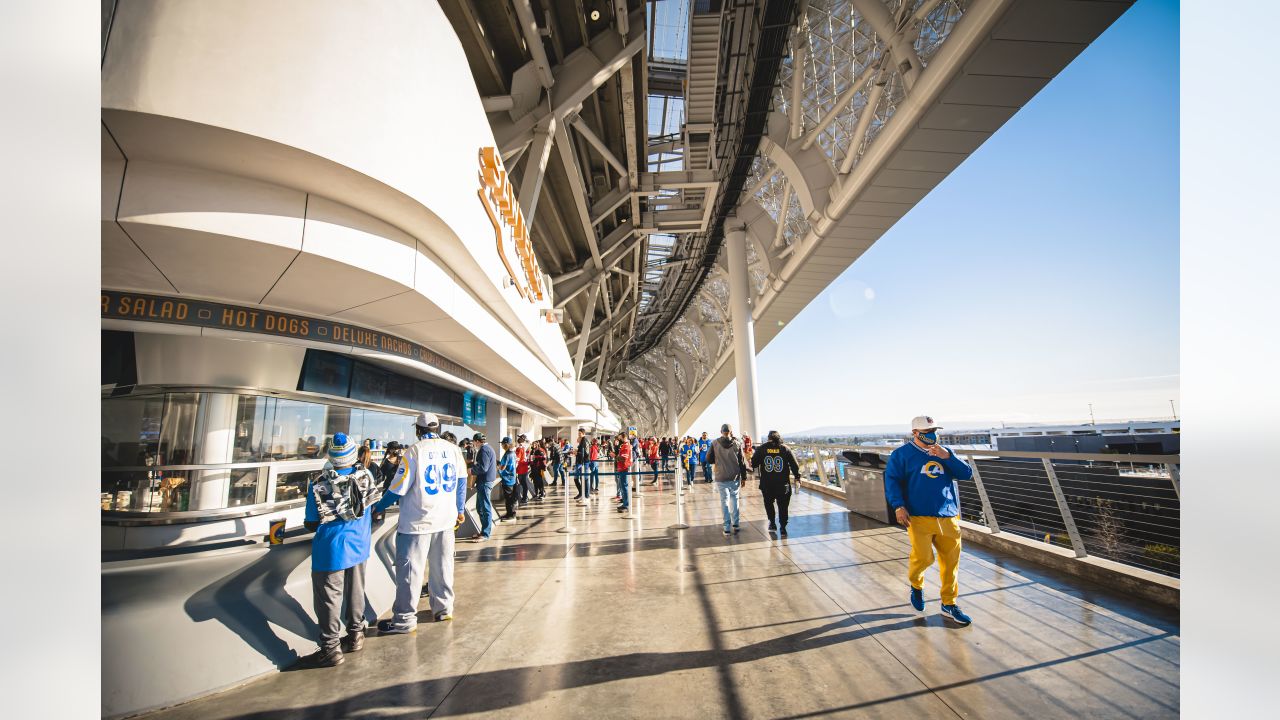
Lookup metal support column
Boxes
[811,446,828,485]
[966,455,1000,533]
[725,221,760,439]
[665,350,678,437]
[1042,458,1087,558]
[517,114,556,224]
[573,281,602,378]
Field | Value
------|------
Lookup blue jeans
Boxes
[475,480,495,537]
[618,469,630,509]
[715,480,741,530]
[573,464,591,498]
[702,461,713,483]
[552,463,565,486]
[589,461,599,491]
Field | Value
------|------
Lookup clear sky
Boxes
[686,0,1179,436]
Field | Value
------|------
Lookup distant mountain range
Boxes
[784,422,997,437]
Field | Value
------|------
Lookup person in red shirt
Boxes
[515,434,531,506]
[588,438,601,493]
[614,432,632,514]
[645,437,660,486]
[530,439,547,501]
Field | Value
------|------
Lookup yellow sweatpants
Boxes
[907,515,962,606]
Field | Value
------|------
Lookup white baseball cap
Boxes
[413,411,440,428]
[911,415,942,431]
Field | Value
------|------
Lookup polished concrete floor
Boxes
[143,476,1179,719]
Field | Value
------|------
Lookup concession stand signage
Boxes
[101,290,520,403]
[477,146,546,303]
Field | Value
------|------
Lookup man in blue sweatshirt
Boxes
[884,416,975,626]
[468,432,497,541]
[697,432,712,483]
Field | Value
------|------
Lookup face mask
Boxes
[918,432,938,445]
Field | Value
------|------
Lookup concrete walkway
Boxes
[141,477,1179,719]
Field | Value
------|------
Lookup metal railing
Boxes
[794,444,1181,578]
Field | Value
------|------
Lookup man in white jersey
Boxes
[373,412,467,634]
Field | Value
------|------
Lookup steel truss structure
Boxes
[448,0,1131,435]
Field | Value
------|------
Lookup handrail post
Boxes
[669,461,689,530]
[1042,457,1087,558]
[967,455,1000,533]
[1165,463,1180,501]
[812,446,829,485]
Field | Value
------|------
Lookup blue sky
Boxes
[687,0,1179,435]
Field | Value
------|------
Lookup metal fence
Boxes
[791,444,1180,578]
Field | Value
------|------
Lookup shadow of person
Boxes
[184,538,320,668]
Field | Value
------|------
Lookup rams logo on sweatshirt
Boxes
[921,461,944,479]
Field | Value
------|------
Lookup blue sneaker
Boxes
[910,587,924,612]
[940,604,972,626]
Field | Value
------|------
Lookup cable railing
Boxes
[791,444,1180,578]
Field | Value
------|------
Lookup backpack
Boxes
[311,463,380,523]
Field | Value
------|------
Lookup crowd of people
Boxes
[296,412,974,667]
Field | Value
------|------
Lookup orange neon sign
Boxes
[478,147,545,302]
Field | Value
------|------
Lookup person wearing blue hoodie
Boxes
[496,437,519,520]
[884,416,975,626]
[300,433,380,667]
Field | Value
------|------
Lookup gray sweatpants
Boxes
[311,563,367,651]
[389,530,455,629]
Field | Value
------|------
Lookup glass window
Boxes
[271,399,328,460]
[227,467,267,507]
[275,469,319,505]
[362,410,414,449]
[326,405,356,443]
[233,395,276,462]
[101,394,164,468]
[158,393,202,466]
[101,468,190,512]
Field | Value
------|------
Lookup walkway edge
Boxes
[957,521,1180,609]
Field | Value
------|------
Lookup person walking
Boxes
[548,437,563,488]
[589,437,601,493]
[497,437,519,520]
[373,413,467,634]
[884,416,976,627]
[469,432,497,541]
[645,437,660,485]
[659,437,672,472]
[515,435,532,505]
[707,424,748,535]
[697,432,713,483]
[682,437,696,482]
[614,432,632,514]
[530,439,547,500]
[299,433,380,667]
[751,430,801,537]
[572,428,591,503]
